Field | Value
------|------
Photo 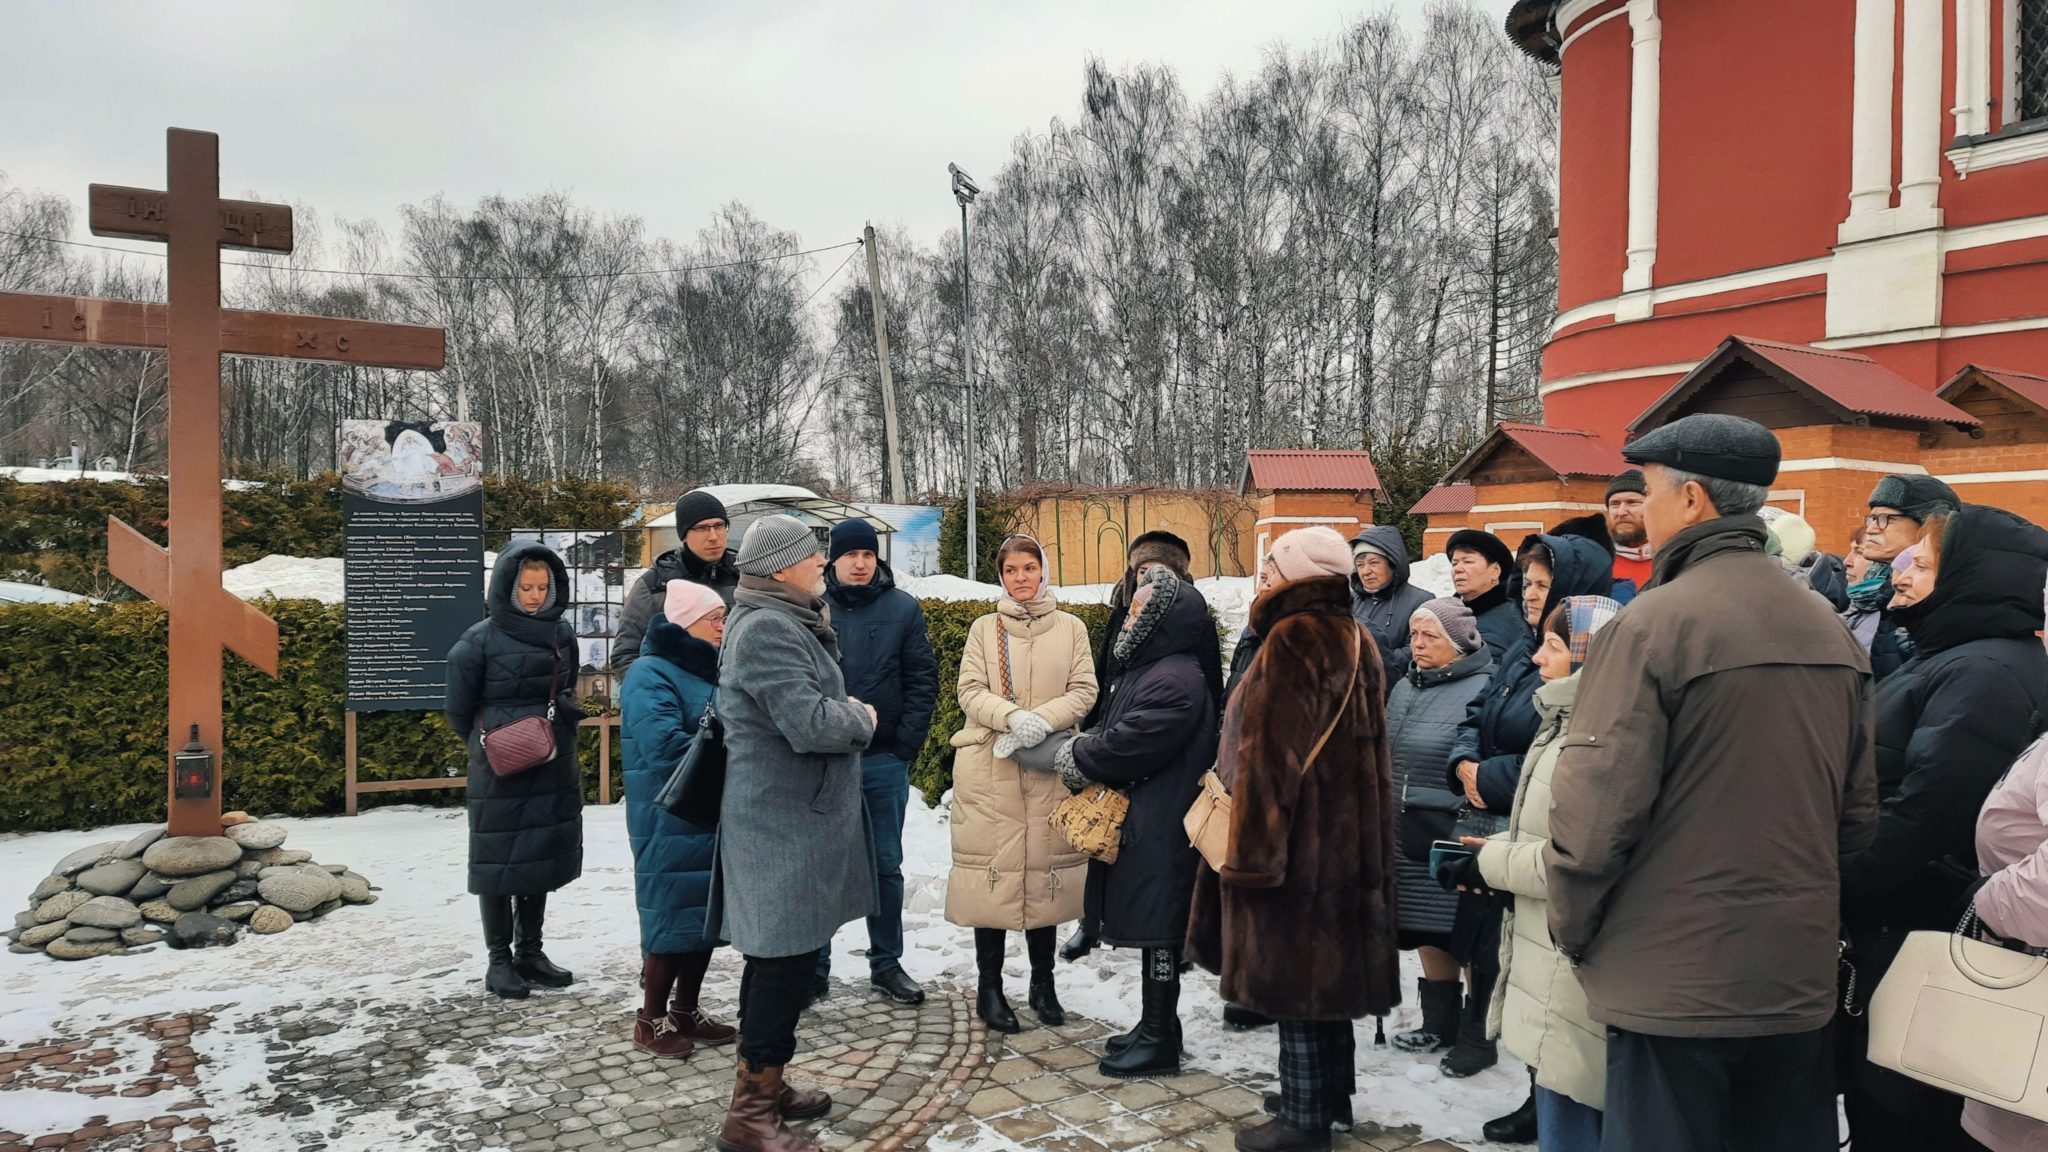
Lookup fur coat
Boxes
[1186,575,1402,1021]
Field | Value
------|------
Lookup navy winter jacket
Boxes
[619,616,723,953]
[826,560,939,762]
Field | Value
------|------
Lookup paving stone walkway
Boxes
[0,975,1476,1152]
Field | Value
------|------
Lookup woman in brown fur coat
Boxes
[1187,527,1400,1152]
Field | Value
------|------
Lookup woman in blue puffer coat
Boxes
[620,580,740,1059]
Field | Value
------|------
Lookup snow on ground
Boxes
[220,555,347,603]
[1,794,1519,1148]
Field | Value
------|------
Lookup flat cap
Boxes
[1622,413,1780,487]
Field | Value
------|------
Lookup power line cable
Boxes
[0,229,862,283]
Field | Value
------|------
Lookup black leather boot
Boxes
[1060,922,1098,962]
[480,896,529,1000]
[512,893,573,988]
[1100,949,1182,1079]
[1028,972,1066,1026]
[1482,1078,1539,1145]
[1392,977,1462,1053]
[1440,969,1498,1078]
[974,928,1022,1033]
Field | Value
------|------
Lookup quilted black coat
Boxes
[446,543,586,898]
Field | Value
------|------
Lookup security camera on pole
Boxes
[949,162,980,580]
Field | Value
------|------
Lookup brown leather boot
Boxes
[716,1062,819,1152]
[668,1002,739,1047]
[778,1075,831,1121]
[632,1009,694,1059]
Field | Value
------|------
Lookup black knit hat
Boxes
[673,490,730,536]
[1605,469,1647,501]
[1868,474,1962,523]
[1444,529,1515,576]
[1622,413,1781,486]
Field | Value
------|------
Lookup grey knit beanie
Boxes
[1412,597,1482,656]
[736,514,822,576]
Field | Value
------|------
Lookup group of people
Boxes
[441,410,2048,1152]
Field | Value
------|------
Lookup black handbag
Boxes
[1398,783,1465,865]
[654,703,725,831]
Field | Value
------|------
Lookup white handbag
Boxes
[1867,907,2048,1122]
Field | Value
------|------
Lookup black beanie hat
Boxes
[828,517,881,563]
[1605,469,1647,501]
[673,490,730,536]
[1868,474,1962,523]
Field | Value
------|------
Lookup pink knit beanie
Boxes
[1268,527,1355,583]
[663,580,726,630]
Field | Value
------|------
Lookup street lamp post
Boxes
[949,163,981,581]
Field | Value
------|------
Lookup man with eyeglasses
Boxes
[1846,476,1961,681]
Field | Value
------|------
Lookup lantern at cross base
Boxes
[173,724,215,799]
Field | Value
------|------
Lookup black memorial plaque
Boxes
[341,419,485,709]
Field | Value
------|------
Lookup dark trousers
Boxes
[1275,1019,1355,1130]
[736,952,814,1068]
[1601,1026,1835,1152]
[815,753,911,982]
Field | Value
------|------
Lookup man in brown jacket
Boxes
[1544,413,1878,1152]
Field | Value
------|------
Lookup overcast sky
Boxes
[8,0,1517,279]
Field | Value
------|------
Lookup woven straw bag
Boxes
[1051,784,1130,864]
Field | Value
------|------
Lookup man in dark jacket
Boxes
[1545,414,1879,1152]
[1443,529,1521,666]
[617,490,740,676]
[1851,474,1962,682]
[813,517,938,1007]
[1349,525,1432,691]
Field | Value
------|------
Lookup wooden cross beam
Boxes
[0,128,445,837]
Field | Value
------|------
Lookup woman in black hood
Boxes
[1838,504,2048,1152]
[446,543,588,1000]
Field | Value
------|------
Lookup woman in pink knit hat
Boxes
[619,580,740,1058]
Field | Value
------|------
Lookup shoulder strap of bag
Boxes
[1298,624,1361,776]
[544,644,560,720]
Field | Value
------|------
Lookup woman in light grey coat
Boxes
[1384,598,1493,1056]
[706,515,876,1152]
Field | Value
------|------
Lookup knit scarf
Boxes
[735,573,839,656]
[1847,561,1893,613]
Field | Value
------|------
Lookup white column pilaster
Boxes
[1897,0,1945,221]
[1620,0,1662,300]
[1844,0,1897,230]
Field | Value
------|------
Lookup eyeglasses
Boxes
[1865,512,1906,530]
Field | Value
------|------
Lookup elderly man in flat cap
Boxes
[1543,413,1878,1152]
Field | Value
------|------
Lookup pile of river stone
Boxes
[6,813,377,960]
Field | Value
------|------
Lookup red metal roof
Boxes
[1241,450,1381,493]
[1494,423,1629,478]
[1409,482,1477,516]
[1733,337,1978,425]
[1973,366,2048,413]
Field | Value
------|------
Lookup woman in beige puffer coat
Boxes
[946,535,1098,1034]
[1465,595,1622,1151]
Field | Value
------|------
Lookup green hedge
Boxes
[0,472,637,599]
[0,596,1112,831]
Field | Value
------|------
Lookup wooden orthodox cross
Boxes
[0,128,445,836]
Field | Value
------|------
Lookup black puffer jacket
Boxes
[1449,534,1615,811]
[826,559,939,761]
[446,544,587,898]
[1225,624,1263,700]
[1844,506,2048,943]
[1464,583,1524,670]
[1072,582,1221,948]
[1350,525,1434,692]
[1386,648,1494,936]
[616,546,740,676]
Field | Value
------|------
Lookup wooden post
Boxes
[864,224,907,503]
[344,710,358,816]
[598,719,612,806]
